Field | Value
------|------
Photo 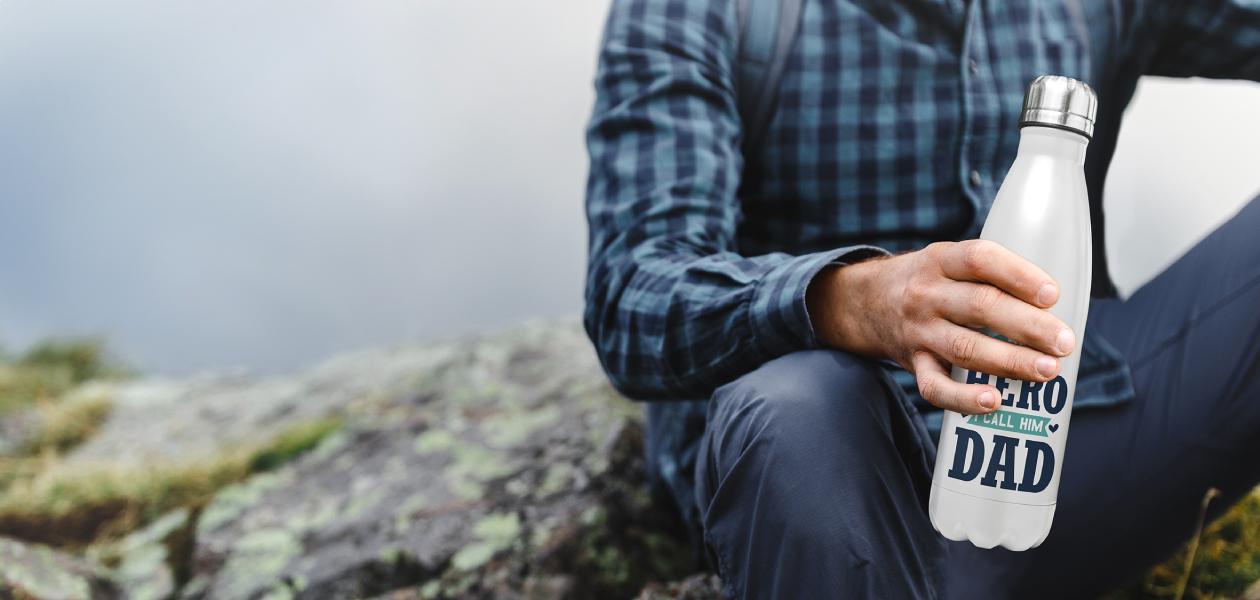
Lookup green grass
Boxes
[247,417,344,472]
[23,392,114,455]
[0,363,78,415]
[0,337,345,549]
[1108,491,1260,600]
[19,339,119,383]
[0,338,123,415]
[0,339,121,517]
[0,416,344,547]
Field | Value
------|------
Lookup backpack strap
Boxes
[734,0,803,152]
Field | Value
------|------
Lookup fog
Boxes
[0,1,606,372]
[0,2,1257,374]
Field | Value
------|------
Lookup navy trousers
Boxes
[695,196,1260,599]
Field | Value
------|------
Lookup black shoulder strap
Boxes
[734,0,803,152]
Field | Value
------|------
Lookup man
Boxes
[584,0,1260,597]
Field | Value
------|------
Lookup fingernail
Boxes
[1056,328,1076,355]
[1037,283,1058,306]
[978,391,996,409]
[1035,356,1058,378]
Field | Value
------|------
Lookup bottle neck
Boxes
[1017,125,1089,165]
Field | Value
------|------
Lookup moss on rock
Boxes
[0,416,342,547]
[0,536,118,599]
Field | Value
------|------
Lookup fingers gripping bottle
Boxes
[929,76,1097,550]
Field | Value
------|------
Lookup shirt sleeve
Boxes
[1143,0,1260,79]
[583,0,887,400]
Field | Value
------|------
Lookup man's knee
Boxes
[701,349,925,503]
[708,349,894,447]
[699,350,946,597]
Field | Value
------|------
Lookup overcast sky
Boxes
[0,0,608,373]
[1,2,1258,375]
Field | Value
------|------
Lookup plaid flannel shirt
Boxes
[584,0,1260,525]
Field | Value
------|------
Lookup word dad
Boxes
[947,429,1054,493]
[945,370,1069,493]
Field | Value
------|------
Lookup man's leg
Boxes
[945,195,1260,598]
[695,349,947,598]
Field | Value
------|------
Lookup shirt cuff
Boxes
[748,245,891,356]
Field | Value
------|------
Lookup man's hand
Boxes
[807,240,1075,415]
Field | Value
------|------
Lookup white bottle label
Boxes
[933,361,1076,505]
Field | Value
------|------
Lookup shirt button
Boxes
[969,170,983,186]
[969,59,979,75]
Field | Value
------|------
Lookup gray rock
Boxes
[180,320,696,599]
[0,536,118,600]
[64,343,457,467]
[89,509,193,600]
[0,320,709,599]
[636,574,725,600]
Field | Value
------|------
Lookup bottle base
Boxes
[929,484,1056,551]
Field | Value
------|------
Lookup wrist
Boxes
[806,259,882,352]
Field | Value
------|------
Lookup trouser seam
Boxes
[703,530,740,600]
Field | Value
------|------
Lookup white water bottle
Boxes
[928,76,1097,551]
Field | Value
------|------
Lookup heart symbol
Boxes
[1048,424,1059,433]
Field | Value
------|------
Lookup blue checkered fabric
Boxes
[583,0,1260,531]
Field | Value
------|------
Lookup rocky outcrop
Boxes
[0,536,118,599]
[0,320,707,599]
[635,574,724,599]
[13,319,1260,598]
[62,341,460,468]
[179,321,694,599]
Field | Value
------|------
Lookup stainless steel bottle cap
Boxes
[1019,75,1098,139]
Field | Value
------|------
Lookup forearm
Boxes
[586,245,887,399]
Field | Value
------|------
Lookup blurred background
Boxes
[0,0,604,374]
[2,1,1258,375]
[1,2,1260,598]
